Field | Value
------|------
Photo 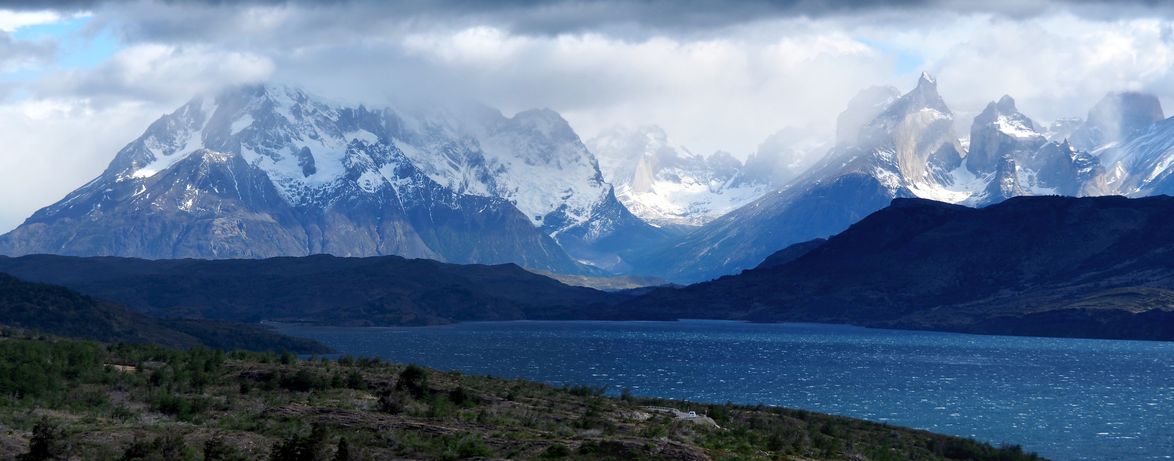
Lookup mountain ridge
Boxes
[610,194,1174,341]
[0,253,625,326]
[0,84,660,273]
[632,75,1174,282]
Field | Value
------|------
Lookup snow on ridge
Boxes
[995,115,1041,140]
[127,98,219,180]
[113,84,625,239]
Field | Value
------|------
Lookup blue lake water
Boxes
[273,320,1174,461]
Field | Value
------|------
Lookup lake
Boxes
[273,320,1174,461]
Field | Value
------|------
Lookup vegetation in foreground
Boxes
[0,331,1044,461]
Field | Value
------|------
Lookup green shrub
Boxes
[396,365,428,398]
[17,420,68,461]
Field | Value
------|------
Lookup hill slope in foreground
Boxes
[0,273,326,352]
[0,254,620,326]
[618,195,1174,341]
[0,333,1042,460]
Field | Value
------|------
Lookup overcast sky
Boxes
[0,0,1173,232]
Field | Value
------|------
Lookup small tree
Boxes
[18,420,67,461]
[332,437,351,461]
[377,389,404,415]
[396,365,428,398]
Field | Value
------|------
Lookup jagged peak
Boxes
[996,95,1017,112]
[877,71,950,120]
[918,71,936,87]
[910,73,941,100]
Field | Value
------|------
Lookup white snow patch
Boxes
[231,114,254,135]
[995,116,1041,140]
[906,165,991,204]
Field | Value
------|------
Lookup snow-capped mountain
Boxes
[628,73,961,282]
[630,72,1174,283]
[967,95,1046,174]
[7,78,1174,285]
[1094,114,1174,196]
[587,126,771,228]
[0,85,658,271]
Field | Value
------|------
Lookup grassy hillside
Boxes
[0,332,1042,461]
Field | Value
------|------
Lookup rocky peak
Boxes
[918,71,936,86]
[995,94,1015,110]
[854,73,962,185]
[900,71,949,114]
[967,94,1045,174]
[981,156,1026,204]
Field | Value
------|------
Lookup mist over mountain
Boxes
[587,126,772,229]
[0,85,662,273]
[3,74,1174,284]
[628,73,1174,282]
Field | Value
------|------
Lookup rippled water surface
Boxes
[274,320,1174,461]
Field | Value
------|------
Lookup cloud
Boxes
[0,30,57,73]
[0,10,66,31]
[32,43,275,106]
[2,0,1174,232]
[0,97,161,232]
[21,0,1174,40]
[924,14,1174,123]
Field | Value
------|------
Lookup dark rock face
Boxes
[1027,140,1098,196]
[614,195,1174,341]
[980,157,1026,204]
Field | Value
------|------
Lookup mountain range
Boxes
[586,125,822,229]
[627,73,1173,282]
[3,194,1171,341]
[0,86,659,273]
[3,74,1174,283]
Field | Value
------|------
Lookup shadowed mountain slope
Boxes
[614,195,1174,340]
